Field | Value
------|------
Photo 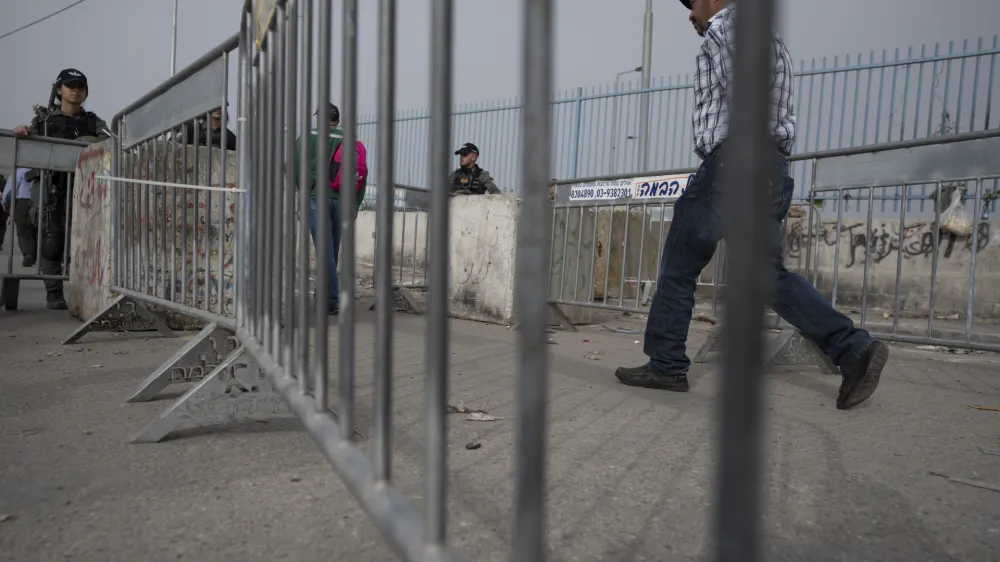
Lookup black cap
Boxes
[679,0,692,8]
[314,103,340,122]
[455,142,479,156]
[55,68,87,87]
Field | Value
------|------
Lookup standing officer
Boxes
[449,143,501,195]
[13,68,109,310]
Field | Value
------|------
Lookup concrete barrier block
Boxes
[68,141,115,322]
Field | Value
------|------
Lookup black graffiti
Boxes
[785,220,991,267]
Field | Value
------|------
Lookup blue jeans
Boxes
[643,147,871,373]
[308,196,341,309]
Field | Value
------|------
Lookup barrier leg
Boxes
[547,302,579,332]
[693,325,838,375]
[0,278,19,313]
[131,346,290,444]
[369,286,423,315]
[62,294,176,344]
[127,322,237,402]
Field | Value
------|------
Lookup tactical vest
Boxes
[451,166,489,195]
[34,110,102,140]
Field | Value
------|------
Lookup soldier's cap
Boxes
[679,0,692,9]
[55,68,88,87]
[313,103,341,122]
[455,142,479,156]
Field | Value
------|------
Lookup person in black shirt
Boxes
[449,143,501,195]
[183,104,237,151]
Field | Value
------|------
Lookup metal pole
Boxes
[611,67,641,176]
[170,0,178,76]
[638,0,653,172]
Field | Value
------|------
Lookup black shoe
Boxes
[615,364,690,392]
[328,306,339,316]
[837,340,888,410]
[46,292,68,310]
[22,254,35,267]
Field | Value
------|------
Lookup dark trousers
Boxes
[643,148,871,373]
[12,199,38,258]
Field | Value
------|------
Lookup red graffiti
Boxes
[76,236,105,288]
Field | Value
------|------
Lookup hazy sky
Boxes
[1,0,999,129]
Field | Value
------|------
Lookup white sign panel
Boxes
[568,179,633,201]
[631,173,695,200]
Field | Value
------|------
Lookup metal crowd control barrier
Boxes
[61,34,253,443]
[54,0,786,559]
[362,182,431,314]
[801,129,1000,353]
[1,131,88,312]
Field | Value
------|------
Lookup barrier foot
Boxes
[62,294,176,345]
[131,347,291,444]
[127,322,238,403]
[763,328,840,375]
[547,303,579,332]
[368,287,423,315]
[692,325,838,375]
[693,325,723,364]
[0,278,19,314]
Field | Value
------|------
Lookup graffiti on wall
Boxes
[786,218,993,267]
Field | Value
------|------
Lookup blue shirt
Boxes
[2,168,32,209]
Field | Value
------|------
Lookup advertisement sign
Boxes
[253,0,278,51]
[631,173,695,200]
[567,179,633,201]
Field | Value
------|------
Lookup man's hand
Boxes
[13,125,30,138]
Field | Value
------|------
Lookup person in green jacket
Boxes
[293,103,368,314]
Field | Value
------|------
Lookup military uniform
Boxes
[448,165,500,195]
[25,68,109,308]
[449,143,501,195]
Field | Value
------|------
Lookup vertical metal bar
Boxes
[859,187,876,328]
[297,0,313,393]
[282,5,297,367]
[633,203,647,309]
[617,201,631,307]
[941,41,955,131]
[714,0,776,559]
[253,56,264,339]
[826,55,838,149]
[955,39,969,134]
[569,87,583,178]
[374,0,397,482]
[181,120,189,306]
[926,43,941,137]
[314,0,333,411]
[985,35,998,129]
[144,141,152,295]
[339,0,359,440]
[873,50,887,143]
[848,53,861,147]
[965,179,982,343]
[426,0,454,546]
[602,205,614,303]
[898,46,912,141]
[573,206,584,302]
[887,48,900,143]
[928,181,941,338]
[6,139,17,275]
[235,15,247,327]
[814,57,827,150]
[968,37,983,132]
[514,0,553,558]
[219,51,231,318]
[891,185,907,332]
[589,205,601,304]
[398,207,407,285]
[860,51,874,146]
[271,22,285,358]
[169,128,177,304]
[912,45,927,141]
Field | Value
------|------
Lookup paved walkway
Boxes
[2,281,1000,561]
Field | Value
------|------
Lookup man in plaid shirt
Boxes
[615,0,888,411]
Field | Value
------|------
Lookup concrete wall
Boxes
[353,194,519,325]
[67,141,114,320]
[783,209,1000,318]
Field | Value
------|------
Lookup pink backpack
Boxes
[329,138,368,192]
